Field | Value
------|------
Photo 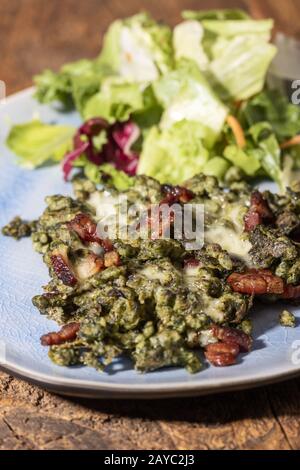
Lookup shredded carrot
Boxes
[280,135,300,150]
[226,115,246,149]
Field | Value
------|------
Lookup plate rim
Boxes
[1,359,300,398]
[1,86,300,398]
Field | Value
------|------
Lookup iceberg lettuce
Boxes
[174,10,277,100]
[153,61,228,147]
[83,79,145,122]
[173,21,209,71]
[183,9,250,21]
[137,120,209,184]
[6,120,75,168]
[98,13,173,83]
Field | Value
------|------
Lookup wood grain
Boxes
[1,0,300,451]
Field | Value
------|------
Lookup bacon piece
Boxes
[282,284,300,299]
[68,213,99,243]
[144,185,194,240]
[104,250,121,268]
[41,322,80,346]
[144,206,172,240]
[161,185,195,205]
[244,191,274,232]
[101,238,114,252]
[212,325,252,352]
[51,248,77,286]
[227,269,284,295]
[184,258,201,269]
[205,342,239,367]
[68,213,113,252]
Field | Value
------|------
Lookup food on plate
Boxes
[5,10,300,191]
[3,174,300,373]
[279,310,296,328]
[2,8,300,375]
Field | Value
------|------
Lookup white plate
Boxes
[0,88,299,398]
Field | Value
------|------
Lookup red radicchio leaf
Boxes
[62,141,89,181]
[62,117,140,181]
[112,121,140,157]
[109,121,140,176]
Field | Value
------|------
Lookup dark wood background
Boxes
[1,0,300,450]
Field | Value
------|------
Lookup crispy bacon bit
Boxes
[143,185,194,240]
[144,206,173,240]
[74,254,104,280]
[41,322,80,346]
[68,213,99,243]
[68,213,113,252]
[161,185,195,205]
[51,249,77,287]
[227,269,284,296]
[184,258,201,269]
[101,238,114,252]
[212,325,252,352]
[244,191,274,232]
[147,185,193,240]
[205,342,239,367]
[104,250,121,268]
[282,284,300,299]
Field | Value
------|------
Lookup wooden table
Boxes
[1,0,300,450]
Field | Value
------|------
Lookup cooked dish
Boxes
[2,9,300,374]
[3,174,299,373]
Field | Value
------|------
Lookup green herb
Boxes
[279,310,296,328]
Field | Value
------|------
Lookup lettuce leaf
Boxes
[241,89,300,141]
[209,34,276,100]
[34,59,109,112]
[202,156,230,179]
[248,122,284,189]
[183,9,250,21]
[153,61,228,147]
[83,79,145,122]
[137,121,209,184]
[35,13,173,113]
[73,157,134,191]
[98,13,173,83]
[281,156,300,191]
[174,11,277,101]
[223,145,261,176]
[6,120,75,168]
[173,21,209,70]
[202,19,274,37]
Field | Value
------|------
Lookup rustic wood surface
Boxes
[1,0,300,450]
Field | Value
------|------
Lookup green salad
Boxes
[5,9,300,192]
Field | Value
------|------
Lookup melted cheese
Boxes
[198,329,217,348]
[88,191,120,220]
[205,225,252,265]
[140,265,165,282]
[204,297,227,323]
